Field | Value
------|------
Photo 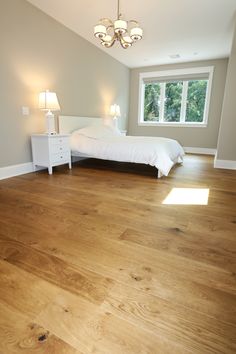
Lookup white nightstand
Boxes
[31,134,72,175]
[120,130,127,136]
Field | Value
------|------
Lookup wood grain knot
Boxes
[143,266,152,273]
[81,211,89,215]
[38,331,49,342]
[172,227,183,233]
[130,274,142,282]
[29,323,36,330]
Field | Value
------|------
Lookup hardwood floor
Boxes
[0,155,235,354]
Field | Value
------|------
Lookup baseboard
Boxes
[184,147,216,155]
[0,162,45,180]
[214,158,236,170]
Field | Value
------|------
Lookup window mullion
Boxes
[159,83,165,122]
[180,81,188,122]
[141,82,145,122]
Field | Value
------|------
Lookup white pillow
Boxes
[74,124,121,139]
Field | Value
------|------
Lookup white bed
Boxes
[59,116,184,178]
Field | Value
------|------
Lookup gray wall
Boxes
[216,25,236,161]
[128,59,228,148]
[0,0,130,168]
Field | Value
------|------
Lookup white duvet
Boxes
[70,127,184,177]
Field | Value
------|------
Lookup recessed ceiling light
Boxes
[169,54,180,59]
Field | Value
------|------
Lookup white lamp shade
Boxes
[110,104,121,117]
[123,36,133,44]
[103,34,112,42]
[114,19,127,34]
[94,24,107,38]
[130,27,143,40]
[39,90,60,111]
[123,36,133,48]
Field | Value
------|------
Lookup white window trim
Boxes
[180,81,188,123]
[159,83,165,122]
[138,66,214,127]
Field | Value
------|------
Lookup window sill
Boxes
[138,122,207,128]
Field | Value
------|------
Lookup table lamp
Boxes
[39,90,60,135]
[109,104,121,128]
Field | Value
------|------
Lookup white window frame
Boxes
[138,66,214,127]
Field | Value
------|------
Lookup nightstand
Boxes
[120,130,127,136]
[31,134,72,175]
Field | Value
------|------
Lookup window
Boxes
[139,67,214,127]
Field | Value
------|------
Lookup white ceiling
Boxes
[27,0,236,68]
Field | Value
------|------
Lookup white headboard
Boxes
[59,115,103,134]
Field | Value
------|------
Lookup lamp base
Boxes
[46,111,56,135]
[113,116,119,129]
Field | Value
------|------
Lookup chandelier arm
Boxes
[129,20,139,26]
[117,33,131,48]
[120,40,129,49]
[108,38,116,48]
[100,18,113,26]
[106,24,114,31]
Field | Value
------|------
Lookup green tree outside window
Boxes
[164,81,183,122]
[144,83,160,121]
[143,79,208,123]
[186,80,207,122]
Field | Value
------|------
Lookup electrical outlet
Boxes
[22,106,30,116]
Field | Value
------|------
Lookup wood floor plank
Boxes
[0,235,113,306]
[35,289,186,354]
[0,301,80,354]
[0,259,59,318]
[119,227,236,272]
[102,283,236,354]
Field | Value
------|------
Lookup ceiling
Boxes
[27,0,236,68]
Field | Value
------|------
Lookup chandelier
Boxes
[94,0,143,49]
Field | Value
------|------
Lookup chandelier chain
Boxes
[117,0,120,19]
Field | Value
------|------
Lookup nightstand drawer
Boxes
[50,137,68,146]
[51,152,70,163]
[50,143,69,154]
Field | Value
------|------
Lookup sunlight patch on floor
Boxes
[162,188,209,205]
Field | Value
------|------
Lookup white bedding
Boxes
[70,126,184,177]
